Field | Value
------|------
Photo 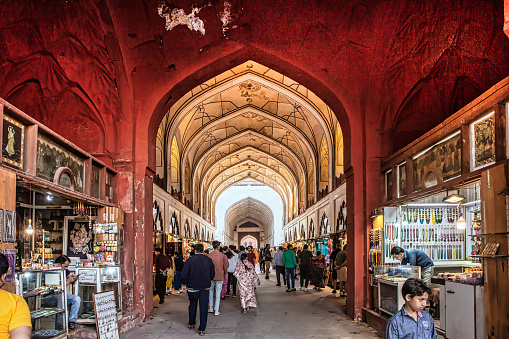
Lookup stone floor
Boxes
[122,269,382,338]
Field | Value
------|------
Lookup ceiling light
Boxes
[46,194,53,201]
[456,215,466,230]
[26,219,34,234]
[443,194,465,204]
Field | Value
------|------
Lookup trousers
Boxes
[299,265,310,287]
[275,265,286,285]
[285,267,296,289]
[174,271,182,290]
[155,273,167,301]
[208,280,223,312]
[227,273,237,295]
[188,289,210,331]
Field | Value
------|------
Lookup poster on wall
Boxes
[385,170,393,201]
[412,132,461,191]
[398,162,406,198]
[2,109,25,170]
[3,249,16,282]
[67,219,94,259]
[36,134,85,193]
[471,113,495,170]
[2,210,16,243]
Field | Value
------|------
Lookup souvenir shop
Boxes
[0,99,123,337]
[366,78,509,339]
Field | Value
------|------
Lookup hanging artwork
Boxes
[471,113,495,170]
[67,220,94,259]
[3,249,16,282]
[2,210,16,243]
[398,162,406,198]
[385,170,393,201]
[2,110,25,170]
[412,132,461,191]
[36,134,85,193]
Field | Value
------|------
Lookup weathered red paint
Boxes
[0,0,508,324]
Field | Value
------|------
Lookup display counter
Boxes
[16,268,68,339]
[74,266,122,324]
[444,281,485,339]
[374,265,420,316]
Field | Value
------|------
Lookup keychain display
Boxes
[94,291,119,339]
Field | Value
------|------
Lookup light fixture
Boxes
[26,219,34,234]
[443,193,465,204]
[456,215,466,230]
[46,194,53,201]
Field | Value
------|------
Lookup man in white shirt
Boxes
[225,245,239,297]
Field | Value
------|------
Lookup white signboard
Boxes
[78,269,97,284]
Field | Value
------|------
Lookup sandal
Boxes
[242,308,247,313]
[199,331,207,336]
[187,324,195,330]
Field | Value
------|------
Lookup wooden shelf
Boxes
[469,232,509,237]
[470,254,509,258]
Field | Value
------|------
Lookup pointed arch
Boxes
[170,136,180,184]
[336,123,344,177]
[320,136,328,184]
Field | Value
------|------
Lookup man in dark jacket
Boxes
[174,252,184,293]
[181,243,215,335]
[298,245,313,291]
[154,248,171,304]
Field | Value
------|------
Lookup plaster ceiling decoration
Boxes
[225,197,274,238]
[158,60,343,223]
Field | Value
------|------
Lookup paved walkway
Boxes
[122,269,382,338]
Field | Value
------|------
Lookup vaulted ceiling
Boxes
[156,61,343,223]
[225,197,273,239]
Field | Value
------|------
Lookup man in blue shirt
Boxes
[386,278,438,339]
[391,247,434,286]
[272,246,286,286]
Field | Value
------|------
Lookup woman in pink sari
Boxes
[233,253,260,313]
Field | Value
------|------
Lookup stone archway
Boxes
[240,235,258,249]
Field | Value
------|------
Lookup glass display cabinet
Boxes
[374,265,421,315]
[74,266,122,324]
[16,269,68,339]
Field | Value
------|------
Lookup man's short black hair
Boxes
[265,243,270,248]
[303,244,308,249]
[239,246,245,251]
[287,244,293,249]
[195,243,204,253]
[154,248,162,253]
[0,253,9,276]
[212,240,221,249]
[391,246,404,256]
[317,251,321,256]
[55,255,71,264]
[401,278,431,298]
[229,245,236,250]
[278,246,283,251]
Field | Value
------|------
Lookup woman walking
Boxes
[310,251,326,291]
[234,253,260,313]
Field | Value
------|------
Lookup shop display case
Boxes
[374,265,421,315]
[74,266,121,324]
[16,269,68,339]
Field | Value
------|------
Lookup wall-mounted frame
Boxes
[397,162,406,198]
[2,110,25,170]
[470,112,495,171]
[385,169,393,201]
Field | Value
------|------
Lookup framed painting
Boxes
[2,109,25,170]
[3,210,16,242]
[397,162,406,198]
[470,112,495,171]
[385,169,393,201]
[412,131,461,191]
[65,216,94,259]
[36,134,85,193]
[3,249,16,282]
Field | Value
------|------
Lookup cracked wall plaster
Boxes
[158,1,206,35]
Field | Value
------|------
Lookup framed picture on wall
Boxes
[385,169,393,201]
[2,109,25,170]
[2,210,16,243]
[470,112,495,171]
[397,162,406,198]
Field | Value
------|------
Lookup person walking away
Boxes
[226,246,239,297]
[238,246,246,257]
[246,246,256,266]
[310,251,326,291]
[335,244,347,297]
[298,245,312,291]
[385,278,438,339]
[153,248,171,304]
[263,244,273,279]
[174,252,184,293]
[207,241,228,315]
[181,243,215,336]
[166,253,175,295]
[272,246,286,286]
[0,253,31,338]
[234,253,260,313]
[391,246,434,287]
[282,244,297,292]
[55,255,81,329]
[259,247,265,273]
[329,244,341,294]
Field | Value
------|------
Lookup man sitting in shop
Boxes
[390,246,434,287]
[0,253,32,338]
[55,255,81,330]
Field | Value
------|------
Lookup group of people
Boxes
[159,241,261,336]
[271,243,348,296]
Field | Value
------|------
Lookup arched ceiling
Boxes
[157,60,342,223]
[225,197,274,238]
